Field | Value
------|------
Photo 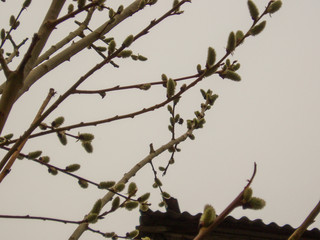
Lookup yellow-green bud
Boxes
[245,197,266,210]
[250,21,266,36]
[40,156,50,163]
[247,0,259,21]
[109,8,115,18]
[206,47,216,67]
[23,0,32,8]
[68,4,74,13]
[127,230,139,239]
[162,192,171,199]
[122,35,134,48]
[86,213,98,223]
[82,141,93,153]
[140,203,149,212]
[139,83,151,90]
[78,179,88,188]
[78,133,94,142]
[125,201,139,211]
[9,16,15,26]
[91,199,102,214]
[235,30,245,44]
[137,55,147,61]
[222,70,241,81]
[127,182,137,196]
[108,40,116,55]
[200,204,216,227]
[57,131,67,145]
[99,181,115,189]
[51,116,64,128]
[118,50,132,58]
[65,164,81,172]
[114,183,125,192]
[27,150,42,159]
[226,31,236,53]
[1,29,5,40]
[138,193,150,202]
[111,196,120,211]
[166,78,175,98]
[267,0,282,14]
[154,177,162,187]
[48,167,58,175]
[243,187,253,202]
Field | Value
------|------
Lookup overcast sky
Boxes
[0,1,319,239]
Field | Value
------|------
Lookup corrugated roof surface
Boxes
[138,203,320,240]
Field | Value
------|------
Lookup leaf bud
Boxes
[243,187,253,202]
[51,116,64,128]
[57,131,67,145]
[206,47,216,67]
[4,133,13,140]
[78,133,94,142]
[226,31,236,53]
[138,192,150,202]
[235,30,245,44]
[250,20,266,36]
[161,74,168,81]
[65,164,81,172]
[122,35,134,48]
[27,150,42,159]
[127,182,138,196]
[9,15,15,26]
[99,181,115,189]
[114,183,125,192]
[86,213,98,223]
[111,196,120,210]
[222,70,241,81]
[140,203,149,212]
[91,199,102,214]
[137,55,147,61]
[108,40,116,55]
[127,230,139,239]
[78,179,89,189]
[68,4,74,13]
[199,204,216,227]
[244,197,266,210]
[82,141,93,153]
[247,0,259,21]
[139,83,151,90]
[125,201,139,211]
[1,29,5,40]
[166,78,176,98]
[109,8,115,18]
[162,192,171,199]
[154,177,162,187]
[40,156,50,163]
[48,167,58,175]
[118,50,132,58]
[267,0,282,14]
[117,5,124,14]
[22,0,31,8]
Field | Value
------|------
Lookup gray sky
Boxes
[0,0,319,239]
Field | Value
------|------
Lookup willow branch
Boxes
[288,200,320,240]
[193,163,257,240]
[34,8,95,67]
[69,128,194,240]
[0,214,83,225]
[0,88,55,182]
